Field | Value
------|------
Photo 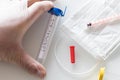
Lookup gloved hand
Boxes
[0,0,53,78]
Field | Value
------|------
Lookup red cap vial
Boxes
[70,46,75,63]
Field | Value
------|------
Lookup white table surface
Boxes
[1,0,120,80]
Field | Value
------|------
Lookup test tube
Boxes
[37,15,60,64]
[98,67,120,80]
[98,67,105,80]
[87,14,120,28]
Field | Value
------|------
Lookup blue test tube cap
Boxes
[48,7,64,16]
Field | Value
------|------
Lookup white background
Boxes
[0,0,120,80]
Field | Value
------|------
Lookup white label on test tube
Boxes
[38,15,60,64]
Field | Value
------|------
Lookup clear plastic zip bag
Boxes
[54,29,102,78]
[43,0,120,79]
[54,29,120,79]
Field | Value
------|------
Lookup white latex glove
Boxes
[0,0,53,78]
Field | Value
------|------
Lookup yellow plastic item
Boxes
[98,67,105,80]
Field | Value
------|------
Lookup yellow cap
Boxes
[98,67,105,80]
